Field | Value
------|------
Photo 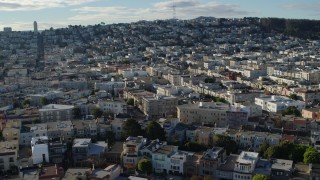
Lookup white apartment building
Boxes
[31,136,50,164]
[255,95,305,113]
[118,69,147,79]
[98,99,127,115]
[233,151,259,180]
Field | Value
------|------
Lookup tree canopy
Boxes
[145,121,166,141]
[263,141,309,163]
[213,134,238,155]
[304,147,320,164]
[253,174,269,180]
[138,158,152,174]
[122,119,143,138]
[282,106,301,117]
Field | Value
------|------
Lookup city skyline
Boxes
[0,0,320,31]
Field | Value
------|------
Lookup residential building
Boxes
[31,136,49,164]
[122,136,147,169]
[233,151,259,180]
[0,141,18,173]
[91,164,121,180]
[255,95,305,113]
[141,95,178,119]
[152,145,178,173]
[199,147,226,177]
[177,102,229,126]
[39,104,74,122]
[98,99,127,115]
[72,138,108,167]
[270,159,293,180]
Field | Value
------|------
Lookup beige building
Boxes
[2,119,21,142]
[141,95,178,119]
[0,141,18,172]
[177,102,229,126]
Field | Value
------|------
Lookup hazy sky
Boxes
[0,0,319,31]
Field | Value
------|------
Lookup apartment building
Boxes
[122,136,147,169]
[97,99,127,115]
[141,95,178,119]
[255,95,305,113]
[72,138,108,167]
[177,102,229,126]
[31,136,50,164]
[199,147,226,177]
[0,141,18,172]
[2,119,21,142]
[39,104,74,122]
[233,151,259,180]
[152,145,178,173]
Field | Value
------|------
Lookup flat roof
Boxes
[271,159,293,171]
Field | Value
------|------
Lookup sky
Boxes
[0,0,319,31]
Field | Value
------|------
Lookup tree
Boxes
[258,143,270,158]
[145,121,166,141]
[23,99,31,108]
[304,147,320,164]
[122,119,143,138]
[264,145,281,159]
[40,97,49,106]
[282,106,301,117]
[73,107,82,119]
[127,98,134,106]
[92,107,103,118]
[105,131,116,146]
[213,135,238,155]
[253,174,269,180]
[138,158,152,174]
[289,94,298,100]
[180,141,207,152]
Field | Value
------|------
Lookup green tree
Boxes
[145,121,166,141]
[264,145,281,159]
[92,107,103,118]
[122,119,143,138]
[23,99,31,108]
[282,106,301,116]
[304,147,320,164]
[289,94,298,100]
[180,141,207,152]
[138,158,152,174]
[258,143,269,158]
[40,97,49,106]
[253,174,269,180]
[126,98,134,106]
[213,135,238,155]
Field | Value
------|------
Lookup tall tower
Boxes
[34,21,38,33]
[172,0,176,19]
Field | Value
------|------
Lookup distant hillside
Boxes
[259,18,320,39]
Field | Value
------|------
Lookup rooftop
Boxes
[271,159,293,171]
[73,138,91,147]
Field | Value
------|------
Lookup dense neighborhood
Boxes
[1,17,320,179]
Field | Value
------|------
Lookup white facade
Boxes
[233,151,259,180]
[31,136,49,164]
[255,95,305,112]
[168,151,188,174]
[98,99,127,115]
